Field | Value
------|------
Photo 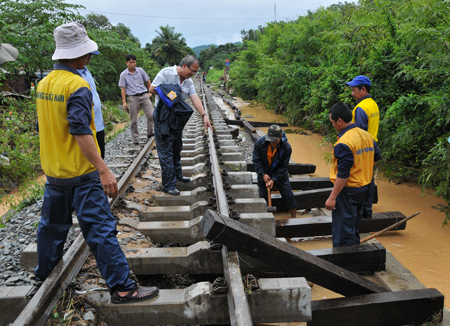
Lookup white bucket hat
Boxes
[52,22,98,60]
[0,43,19,65]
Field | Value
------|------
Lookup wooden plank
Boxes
[272,186,378,212]
[308,243,386,273]
[263,176,378,201]
[242,120,256,133]
[276,211,407,238]
[247,162,316,174]
[224,119,288,128]
[310,288,444,326]
[268,176,334,191]
[273,187,332,211]
[200,209,389,296]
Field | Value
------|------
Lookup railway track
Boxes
[1,78,445,326]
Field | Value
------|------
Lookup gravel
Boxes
[0,116,150,288]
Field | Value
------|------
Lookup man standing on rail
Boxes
[35,22,158,303]
[346,75,380,219]
[252,125,297,217]
[325,102,381,247]
[119,54,154,144]
[77,51,106,159]
[149,55,211,196]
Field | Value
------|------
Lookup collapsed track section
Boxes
[2,78,445,326]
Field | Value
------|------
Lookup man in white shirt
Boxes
[149,55,211,196]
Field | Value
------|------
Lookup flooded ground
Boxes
[237,97,450,306]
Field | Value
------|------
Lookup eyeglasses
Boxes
[188,67,198,74]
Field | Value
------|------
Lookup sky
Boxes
[71,0,342,48]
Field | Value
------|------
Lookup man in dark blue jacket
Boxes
[153,84,193,195]
[252,125,297,217]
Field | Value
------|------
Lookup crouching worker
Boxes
[252,125,297,217]
[325,103,381,247]
[35,22,158,303]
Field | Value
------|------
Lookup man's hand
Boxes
[266,179,274,190]
[122,102,129,111]
[203,115,212,130]
[100,169,119,198]
[325,196,336,210]
[148,92,152,97]
[263,174,271,185]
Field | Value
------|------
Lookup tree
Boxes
[82,14,155,100]
[150,25,190,66]
[0,0,83,84]
[82,13,112,30]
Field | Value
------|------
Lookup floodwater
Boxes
[236,98,450,306]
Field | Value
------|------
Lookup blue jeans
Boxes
[154,127,183,192]
[363,174,375,218]
[35,180,135,293]
[332,186,367,247]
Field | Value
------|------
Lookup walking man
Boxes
[119,54,154,144]
[325,102,381,247]
[346,75,380,219]
[77,51,106,158]
[149,55,211,196]
[252,125,297,217]
[35,22,158,303]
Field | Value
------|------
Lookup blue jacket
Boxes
[154,84,193,138]
[252,132,292,183]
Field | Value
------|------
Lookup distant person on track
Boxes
[35,22,158,303]
[346,75,380,219]
[325,102,381,247]
[252,125,297,217]
[149,55,211,196]
[119,54,154,144]
[77,51,106,159]
[202,70,207,83]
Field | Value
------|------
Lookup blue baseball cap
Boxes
[90,50,100,55]
[346,75,371,87]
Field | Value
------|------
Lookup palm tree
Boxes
[151,25,188,66]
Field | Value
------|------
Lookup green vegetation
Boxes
[205,67,226,89]
[0,96,40,188]
[230,0,450,224]
[0,1,192,217]
[199,43,242,71]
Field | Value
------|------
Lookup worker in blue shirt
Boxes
[325,102,381,247]
[346,75,380,219]
[77,51,105,158]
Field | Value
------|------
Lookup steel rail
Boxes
[12,137,155,326]
[201,84,253,326]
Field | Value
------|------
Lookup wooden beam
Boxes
[225,119,288,128]
[276,211,407,238]
[263,176,378,203]
[268,176,333,191]
[308,243,386,273]
[274,187,331,211]
[271,185,377,212]
[310,288,444,326]
[200,209,389,296]
[247,162,316,175]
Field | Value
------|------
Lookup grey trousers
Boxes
[128,94,154,141]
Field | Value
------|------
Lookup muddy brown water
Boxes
[237,98,450,306]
